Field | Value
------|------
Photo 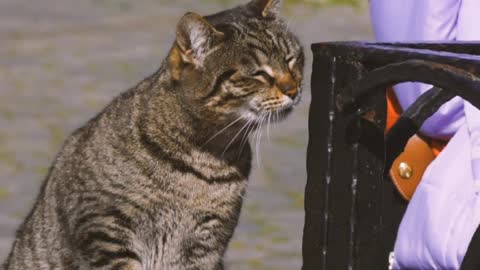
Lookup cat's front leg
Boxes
[71,209,143,270]
[75,231,143,270]
[79,260,143,270]
[180,233,227,270]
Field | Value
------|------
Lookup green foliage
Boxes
[270,235,290,244]
[1,108,14,121]
[247,258,263,269]
[230,240,247,250]
[0,187,11,200]
[286,191,304,209]
[34,166,49,177]
[44,123,65,149]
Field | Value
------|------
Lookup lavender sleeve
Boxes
[369,0,465,140]
[457,0,480,182]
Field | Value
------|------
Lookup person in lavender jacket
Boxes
[370,0,480,269]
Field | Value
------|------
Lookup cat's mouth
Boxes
[242,102,294,124]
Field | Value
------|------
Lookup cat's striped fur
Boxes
[3,0,304,269]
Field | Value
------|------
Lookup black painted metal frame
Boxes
[304,42,480,270]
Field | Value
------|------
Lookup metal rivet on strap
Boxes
[398,162,413,179]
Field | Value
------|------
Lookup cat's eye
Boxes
[252,70,274,85]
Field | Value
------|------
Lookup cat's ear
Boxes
[176,12,224,67]
[247,0,281,18]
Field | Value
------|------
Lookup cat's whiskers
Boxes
[221,117,254,156]
[252,113,263,151]
[237,117,256,159]
[202,114,245,147]
[260,112,269,166]
[286,18,292,31]
[255,111,268,168]
[255,117,261,168]
[249,113,261,163]
[267,111,272,144]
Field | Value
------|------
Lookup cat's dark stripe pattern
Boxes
[3,0,304,269]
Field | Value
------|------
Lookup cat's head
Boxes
[169,0,304,124]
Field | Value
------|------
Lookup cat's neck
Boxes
[136,66,251,164]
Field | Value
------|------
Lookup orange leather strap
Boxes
[386,88,447,201]
[389,135,436,200]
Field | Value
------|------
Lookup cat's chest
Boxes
[136,180,247,267]
[154,174,248,214]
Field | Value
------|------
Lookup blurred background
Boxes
[0,0,372,268]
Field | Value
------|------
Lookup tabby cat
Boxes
[3,0,304,269]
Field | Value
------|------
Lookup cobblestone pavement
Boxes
[0,0,372,268]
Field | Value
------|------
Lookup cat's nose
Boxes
[276,73,297,99]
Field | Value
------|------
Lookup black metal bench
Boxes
[303,42,480,270]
